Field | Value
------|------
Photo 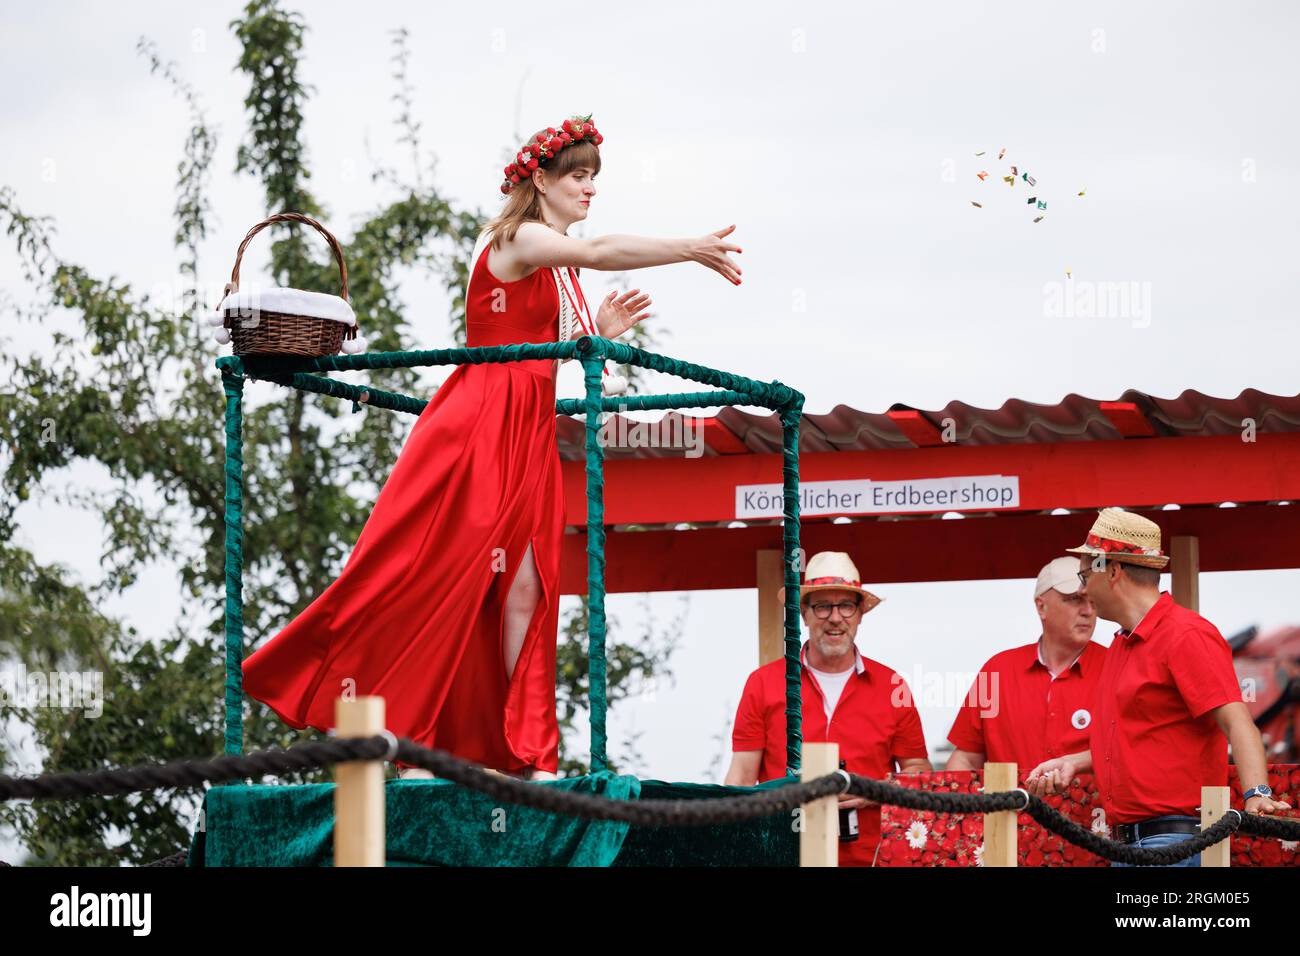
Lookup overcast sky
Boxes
[2,1,1299,812]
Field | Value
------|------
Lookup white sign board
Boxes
[735,475,1020,519]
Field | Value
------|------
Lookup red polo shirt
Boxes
[1091,592,1242,824]
[732,644,929,866]
[947,639,1106,768]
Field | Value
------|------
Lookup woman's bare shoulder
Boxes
[488,227,542,282]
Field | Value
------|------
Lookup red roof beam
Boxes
[696,417,750,455]
[562,433,1300,525]
[560,503,1300,593]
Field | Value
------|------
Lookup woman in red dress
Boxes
[241,114,743,779]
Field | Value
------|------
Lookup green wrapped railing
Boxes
[215,335,807,775]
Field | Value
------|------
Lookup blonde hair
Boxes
[485,132,602,250]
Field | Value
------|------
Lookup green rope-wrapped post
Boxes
[579,343,610,772]
[221,368,247,758]
[781,400,804,776]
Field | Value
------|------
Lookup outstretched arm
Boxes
[1212,702,1291,814]
[511,221,743,284]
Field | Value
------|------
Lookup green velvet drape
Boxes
[187,775,797,867]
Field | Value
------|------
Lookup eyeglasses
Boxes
[1077,565,1106,587]
[808,601,861,619]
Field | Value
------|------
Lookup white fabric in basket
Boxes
[217,287,356,326]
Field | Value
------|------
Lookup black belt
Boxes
[1115,817,1200,844]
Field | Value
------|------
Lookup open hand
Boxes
[690,224,743,285]
[1246,794,1292,815]
[1026,757,1079,797]
[596,288,652,339]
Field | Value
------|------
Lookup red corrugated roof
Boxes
[556,388,1300,460]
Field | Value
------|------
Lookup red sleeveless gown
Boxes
[241,241,570,773]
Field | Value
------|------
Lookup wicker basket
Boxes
[213,212,360,357]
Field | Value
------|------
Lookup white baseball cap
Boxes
[1035,556,1082,598]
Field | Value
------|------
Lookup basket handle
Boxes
[224,212,350,302]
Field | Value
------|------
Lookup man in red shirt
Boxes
[725,551,931,866]
[946,557,1103,770]
[1027,509,1290,866]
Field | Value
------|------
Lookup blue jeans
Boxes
[1110,816,1202,868]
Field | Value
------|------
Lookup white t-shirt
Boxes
[807,665,854,723]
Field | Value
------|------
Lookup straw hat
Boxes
[1066,508,1170,569]
[778,551,883,613]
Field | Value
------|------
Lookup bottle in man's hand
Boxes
[838,758,859,843]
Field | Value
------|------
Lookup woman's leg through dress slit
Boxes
[503,540,540,681]
[500,537,558,779]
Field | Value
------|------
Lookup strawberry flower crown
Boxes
[500,113,604,195]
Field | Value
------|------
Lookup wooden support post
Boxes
[983,762,1018,867]
[1200,785,1232,867]
[1171,535,1200,612]
[334,696,386,867]
[757,548,785,666]
[799,741,839,867]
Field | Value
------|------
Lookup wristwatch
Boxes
[1242,785,1273,801]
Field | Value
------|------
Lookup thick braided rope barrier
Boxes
[144,851,190,867]
[0,737,390,800]
[0,736,841,827]
[844,776,1248,866]
[4,736,1297,865]
[1029,800,1239,865]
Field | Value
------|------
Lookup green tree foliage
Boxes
[0,0,675,865]
[554,596,685,778]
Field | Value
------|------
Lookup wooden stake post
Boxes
[1172,535,1200,612]
[983,762,1018,867]
[1200,785,1232,867]
[756,549,785,666]
[334,696,387,867]
[800,742,839,867]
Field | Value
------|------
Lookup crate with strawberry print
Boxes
[1228,764,1300,866]
[878,766,1298,866]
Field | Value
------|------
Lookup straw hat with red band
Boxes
[1066,507,1170,569]
[778,551,883,613]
